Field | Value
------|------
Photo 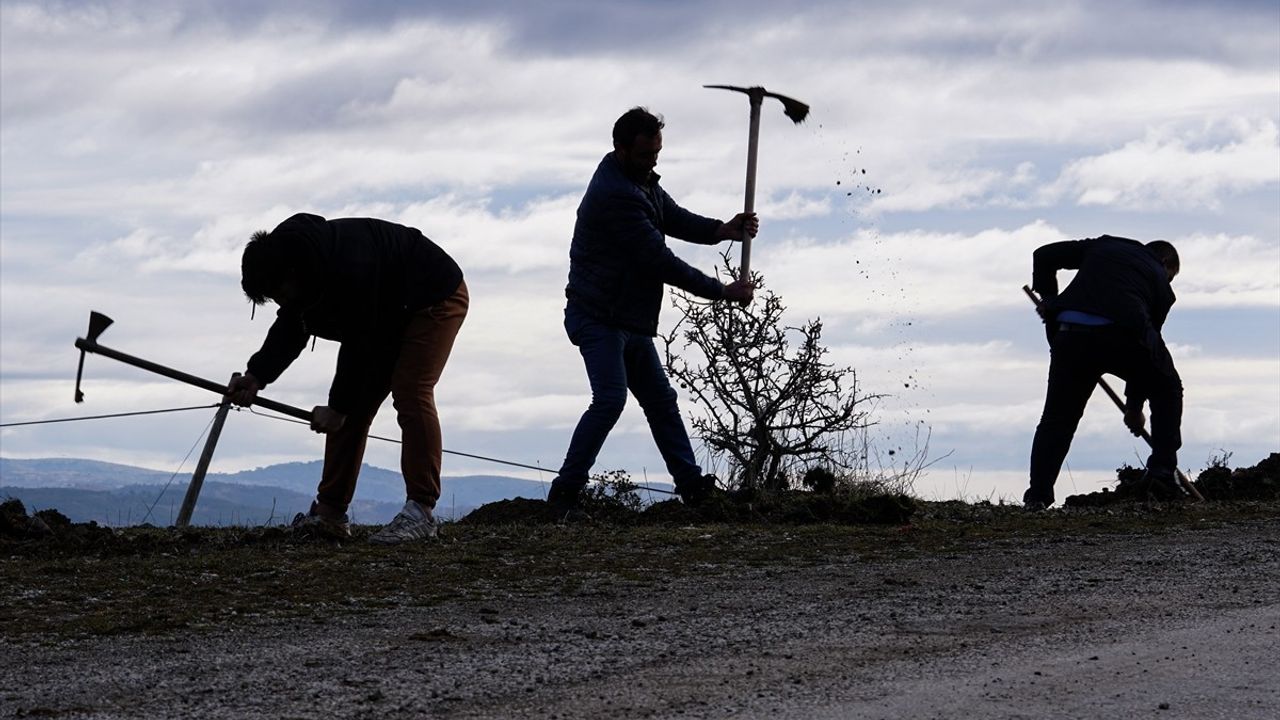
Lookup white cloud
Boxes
[1043,119,1280,210]
[1174,232,1280,308]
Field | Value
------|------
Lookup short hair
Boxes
[1145,240,1180,277]
[240,229,291,305]
[612,107,664,148]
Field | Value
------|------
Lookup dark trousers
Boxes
[316,280,469,515]
[1028,324,1182,504]
[555,304,702,490]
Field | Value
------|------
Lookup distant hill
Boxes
[0,457,175,490]
[1,482,339,527]
[0,456,555,526]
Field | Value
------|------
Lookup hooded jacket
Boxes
[565,153,724,336]
[245,213,463,414]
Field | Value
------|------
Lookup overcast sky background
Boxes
[2,0,1277,503]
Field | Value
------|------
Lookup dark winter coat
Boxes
[565,153,724,336]
[1032,235,1176,345]
[1032,235,1179,408]
[246,213,462,414]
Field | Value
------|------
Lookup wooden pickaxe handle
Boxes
[740,92,762,278]
[73,337,313,422]
[1021,285,1203,501]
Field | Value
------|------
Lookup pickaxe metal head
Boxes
[74,310,114,403]
[704,84,810,124]
[86,311,114,343]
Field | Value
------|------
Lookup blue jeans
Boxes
[556,304,703,489]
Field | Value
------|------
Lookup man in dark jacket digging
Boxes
[1025,235,1183,509]
[227,213,468,543]
[547,106,758,514]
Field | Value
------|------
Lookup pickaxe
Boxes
[1021,286,1204,501]
[704,84,810,278]
[73,310,312,422]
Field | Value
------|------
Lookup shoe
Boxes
[1141,469,1184,501]
[676,474,721,508]
[1022,488,1052,511]
[546,479,585,519]
[290,507,351,540]
[369,500,439,544]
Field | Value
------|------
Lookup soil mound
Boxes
[1064,453,1279,507]
[2,498,116,547]
[456,498,561,525]
[459,490,917,526]
[1193,453,1279,501]
[1,498,306,556]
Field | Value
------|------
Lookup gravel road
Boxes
[3,519,1277,719]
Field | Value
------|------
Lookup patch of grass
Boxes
[2,499,1277,641]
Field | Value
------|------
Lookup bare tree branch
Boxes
[665,252,883,492]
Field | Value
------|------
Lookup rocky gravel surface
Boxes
[2,519,1277,719]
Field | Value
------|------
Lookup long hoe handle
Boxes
[74,337,313,422]
[1021,285,1203,501]
[740,94,762,279]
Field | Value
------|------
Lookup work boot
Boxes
[1141,468,1184,501]
[1021,488,1053,511]
[290,501,351,540]
[676,474,722,508]
[546,478,587,521]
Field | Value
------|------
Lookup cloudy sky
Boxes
[2,0,1277,503]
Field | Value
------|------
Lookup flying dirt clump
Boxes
[1064,453,1279,507]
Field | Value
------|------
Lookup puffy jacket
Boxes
[245,213,462,414]
[565,153,724,335]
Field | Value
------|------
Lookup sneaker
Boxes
[290,509,351,540]
[369,500,439,545]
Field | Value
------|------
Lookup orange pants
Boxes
[316,280,468,514]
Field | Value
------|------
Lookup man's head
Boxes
[612,107,664,182]
[1146,240,1180,281]
[241,229,300,306]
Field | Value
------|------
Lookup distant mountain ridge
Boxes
[0,456,552,526]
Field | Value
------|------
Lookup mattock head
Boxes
[703,84,811,124]
[74,310,115,403]
[86,311,114,343]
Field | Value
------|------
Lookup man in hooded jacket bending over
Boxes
[227,213,467,543]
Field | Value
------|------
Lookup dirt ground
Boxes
[2,504,1277,719]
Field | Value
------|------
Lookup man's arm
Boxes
[714,212,759,242]
[658,188,723,246]
[610,192,724,300]
[244,308,310,389]
[1031,240,1086,302]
